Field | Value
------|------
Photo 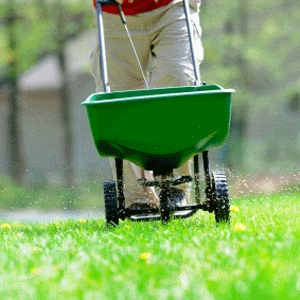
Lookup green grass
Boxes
[1,192,300,299]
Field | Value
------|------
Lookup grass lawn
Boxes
[1,192,300,299]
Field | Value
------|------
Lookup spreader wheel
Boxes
[103,181,119,226]
[212,173,230,224]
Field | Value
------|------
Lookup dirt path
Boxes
[0,209,104,223]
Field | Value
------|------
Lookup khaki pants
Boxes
[91,0,204,206]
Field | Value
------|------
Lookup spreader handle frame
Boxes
[95,0,113,92]
[95,0,204,210]
[183,0,201,86]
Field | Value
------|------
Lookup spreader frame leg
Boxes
[193,154,201,204]
[202,151,212,201]
[115,158,126,219]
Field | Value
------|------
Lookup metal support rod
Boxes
[96,1,111,92]
[115,158,125,212]
[202,151,211,200]
[159,175,171,223]
[193,155,201,204]
[203,151,210,178]
[183,0,201,86]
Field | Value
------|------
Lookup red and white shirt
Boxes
[93,0,173,15]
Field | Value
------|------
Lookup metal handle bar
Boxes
[95,1,111,92]
[183,0,201,86]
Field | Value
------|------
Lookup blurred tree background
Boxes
[201,0,300,174]
[0,0,93,186]
[0,0,300,210]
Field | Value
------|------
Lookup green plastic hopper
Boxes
[82,84,234,174]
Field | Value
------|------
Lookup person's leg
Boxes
[90,12,159,207]
[148,5,203,88]
[91,12,150,91]
[147,3,204,202]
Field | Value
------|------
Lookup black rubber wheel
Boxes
[212,173,230,224]
[104,181,119,226]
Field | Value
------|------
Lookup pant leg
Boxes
[147,4,204,199]
[91,12,150,92]
[90,12,159,206]
[148,6,203,88]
